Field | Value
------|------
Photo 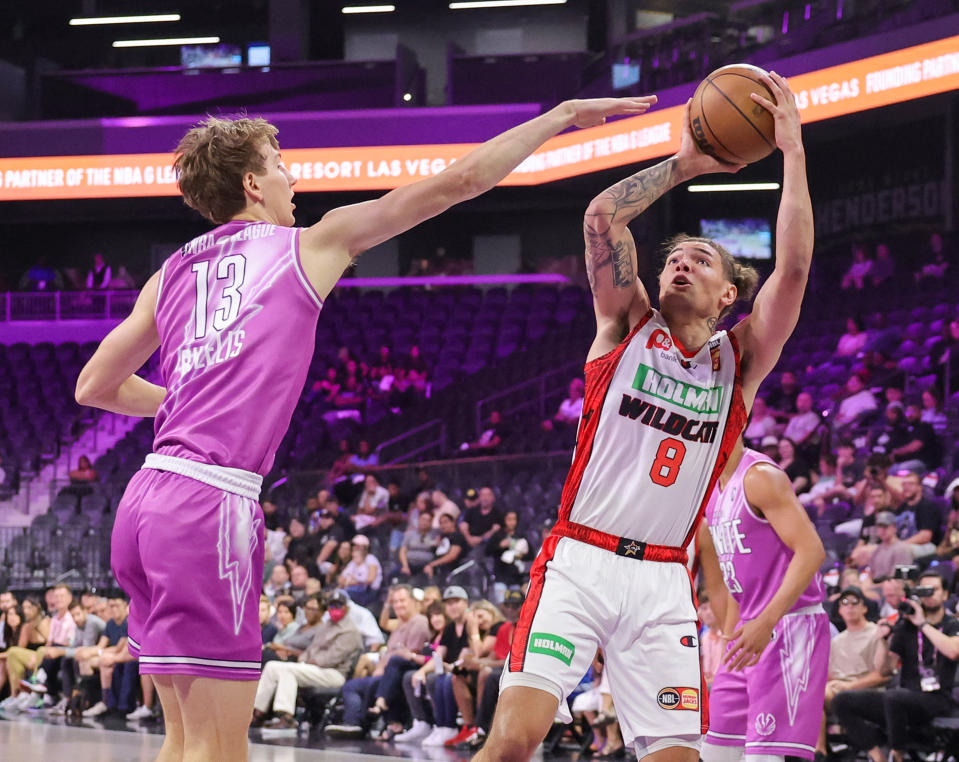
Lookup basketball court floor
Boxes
[0,711,574,761]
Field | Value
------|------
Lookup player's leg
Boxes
[477,536,610,762]
[701,669,748,762]
[152,674,185,762]
[473,685,560,762]
[172,674,257,762]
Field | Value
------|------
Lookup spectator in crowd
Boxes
[836,317,869,358]
[571,652,607,753]
[444,600,506,747]
[460,411,506,453]
[85,253,112,290]
[870,401,910,458]
[935,478,959,561]
[20,584,75,696]
[338,535,383,606]
[425,513,469,583]
[920,388,948,435]
[324,541,353,588]
[325,590,385,653]
[268,600,300,651]
[802,453,851,516]
[325,585,430,740]
[778,437,811,494]
[354,473,390,532]
[743,396,777,447]
[251,594,364,730]
[852,454,905,512]
[260,596,277,649]
[468,590,524,750]
[46,599,107,716]
[284,518,317,574]
[835,373,878,428]
[0,604,23,699]
[0,590,17,649]
[878,578,906,620]
[837,442,864,490]
[858,512,915,579]
[894,470,943,559]
[916,232,948,284]
[895,404,941,471]
[287,564,311,605]
[767,370,801,419]
[401,586,472,746]
[264,564,291,602]
[109,265,137,289]
[78,595,136,718]
[268,594,325,663]
[430,490,460,529]
[399,509,439,583]
[816,586,889,757]
[783,391,821,456]
[486,510,530,600]
[869,243,894,287]
[833,571,958,762]
[19,256,64,291]
[542,378,585,431]
[313,507,346,571]
[1,596,48,706]
[459,487,504,549]
[68,455,98,485]
[841,243,873,290]
[930,317,959,389]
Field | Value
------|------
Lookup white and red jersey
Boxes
[558,309,746,549]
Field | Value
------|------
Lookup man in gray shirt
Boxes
[252,596,363,730]
[399,510,438,581]
[47,599,106,714]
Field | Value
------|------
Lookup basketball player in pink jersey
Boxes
[477,71,809,762]
[73,95,656,762]
[698,440,828,762]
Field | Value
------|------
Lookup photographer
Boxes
[833,570,959,762]
[852,454,904,512]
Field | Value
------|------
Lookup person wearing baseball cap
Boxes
[868,511,913,580]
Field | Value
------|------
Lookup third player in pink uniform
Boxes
[700,444,828,761]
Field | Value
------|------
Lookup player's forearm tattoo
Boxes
[584,158,677,290]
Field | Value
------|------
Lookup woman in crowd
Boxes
[1,597,48,702]
[778,437,811,494]
[325,541,353,588]
[338,535,383,606]
[835,316,868,358]
[485,510,530,601]
[0,604,23,698]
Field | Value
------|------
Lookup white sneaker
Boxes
[423,726,459,746]
[48,697,69,715]
[83,701,109,717]
[126,705,153,720]
[0,695,18,710]
[394,720,433,743]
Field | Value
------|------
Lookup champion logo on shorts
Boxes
[657,687,699,711]
[528,632,575,666]
[679,635,698,647]
[755,712,777,736]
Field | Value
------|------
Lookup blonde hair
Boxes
[470,599,505,632]
[660,234,760,319]
[173,116,280,224]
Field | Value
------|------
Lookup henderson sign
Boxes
[1,34,958,201]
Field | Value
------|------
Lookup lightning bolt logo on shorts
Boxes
[217,494,262,637]
[779,614,816,725]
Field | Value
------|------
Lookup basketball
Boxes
[688,64,777,164]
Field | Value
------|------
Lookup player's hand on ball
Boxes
[567,96,658,129]
[750,71,803,155]
[676,99,746,177]
[723,616,775,671]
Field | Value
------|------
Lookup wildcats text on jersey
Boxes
[618,394,719,443]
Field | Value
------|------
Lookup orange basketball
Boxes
[688,64,777,164]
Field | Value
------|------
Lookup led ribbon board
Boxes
[1,34,957,201]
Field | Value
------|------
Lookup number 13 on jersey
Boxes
[649,437,686,487]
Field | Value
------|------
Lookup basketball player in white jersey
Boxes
[73,95,655,762]
[476,70,810,762]
[698,439,828,762]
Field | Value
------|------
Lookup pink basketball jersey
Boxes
[704,448,824,621]
[152,220,322,475]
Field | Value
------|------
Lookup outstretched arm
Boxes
[300,97,657,299]
[732,72,813,398]
[75,272,166,416]
[723,462,825,671]
[584,101,744,361]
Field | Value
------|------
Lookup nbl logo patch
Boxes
[657,687,699,711]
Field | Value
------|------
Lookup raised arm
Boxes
[584,101,744,361]
[299,97,657,298]
[75,271,165,417]
[731,72,813,398]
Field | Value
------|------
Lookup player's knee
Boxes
[484,733,539,762]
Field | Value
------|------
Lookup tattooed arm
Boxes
[584,100,743,362]
[731,72,813,399]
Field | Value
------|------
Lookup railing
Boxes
[0,290,138,321]
[475,360,582,438]
[373,419,447,465]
